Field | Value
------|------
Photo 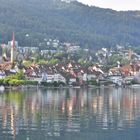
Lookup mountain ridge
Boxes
[0,0,140,48]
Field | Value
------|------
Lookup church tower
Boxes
[11,32,15,64]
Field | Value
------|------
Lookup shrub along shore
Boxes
[0,71,38,87]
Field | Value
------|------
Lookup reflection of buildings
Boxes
[0,88,140,138]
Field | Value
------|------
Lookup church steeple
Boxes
[11,32,15,64]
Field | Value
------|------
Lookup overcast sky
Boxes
[77,0,140,11]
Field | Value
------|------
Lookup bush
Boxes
[88,80,100,86]
[8,80,26,86]
[25,80,38,85]
[41,81,53,87]
[53,81,58,87]
[131,79,138,85]
[7,71,26,80]
[41,81,66,87]
[1,78,38,86]
[3,78,10,86]
[0,79,4,85]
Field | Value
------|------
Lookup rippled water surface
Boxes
[0,87,140,140]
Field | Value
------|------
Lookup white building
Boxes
[0,71,6,79]
[69,78,76,85]
[83,73,97,81]
[42,73,66,83]
[107,75,123,86]
[17,47,39,53]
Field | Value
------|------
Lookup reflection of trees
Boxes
[0,88,139,138]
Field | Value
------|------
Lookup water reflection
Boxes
[0,88,140,139]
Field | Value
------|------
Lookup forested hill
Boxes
[0,0,140,48]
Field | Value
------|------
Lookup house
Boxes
[17,47,39,54]
[54,74,66,83]
[42,73,66,83]
[69,74,77,85]
[0,70,6,79]
[106,75,123,86]
[67,45,80,53]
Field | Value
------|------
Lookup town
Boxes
[0,33,140,88]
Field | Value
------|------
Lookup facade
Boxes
[17,47,39,53]
[107,75,123,86]
[69,78,76,85]
[42,73,66,83]
[0,71,6,79]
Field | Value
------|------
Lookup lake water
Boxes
[0,87,140,140]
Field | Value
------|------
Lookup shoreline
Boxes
[0,84,140,91]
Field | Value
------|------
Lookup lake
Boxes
[0,87,140,140]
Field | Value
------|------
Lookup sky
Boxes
[77,0,140,11]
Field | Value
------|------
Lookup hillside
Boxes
[0,0,140,48]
